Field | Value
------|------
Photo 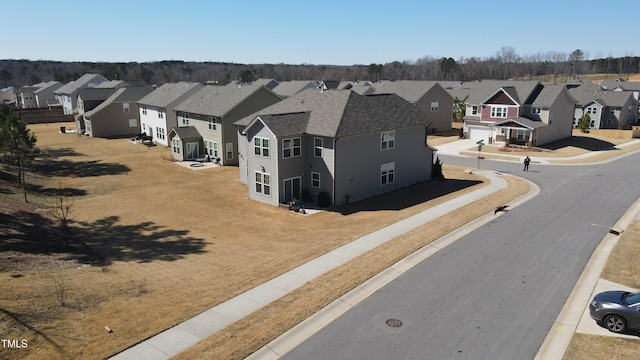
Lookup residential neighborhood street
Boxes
[279,148,640,359]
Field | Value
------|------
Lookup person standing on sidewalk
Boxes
[523,156,531,171]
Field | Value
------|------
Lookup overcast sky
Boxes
[4,0,637,65]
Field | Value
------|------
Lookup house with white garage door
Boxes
[461,80,575,146]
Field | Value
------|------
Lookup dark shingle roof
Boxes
[170,126,201,139]
[77,88,118,101]
[239,89,429,138]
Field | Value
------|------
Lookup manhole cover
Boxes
[386,319,402,328]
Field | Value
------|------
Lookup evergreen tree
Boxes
[0,105,39,202]
[577,113,591,133]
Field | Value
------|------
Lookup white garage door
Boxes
[467,125,491,143]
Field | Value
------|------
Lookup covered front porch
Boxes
[490,118,546,147]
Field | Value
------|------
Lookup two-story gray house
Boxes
[569,88,638,129]
[371,80,454,133]
[169,84,282,164]
[235,89,436,207]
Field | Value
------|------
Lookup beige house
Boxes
[170,84,282,165]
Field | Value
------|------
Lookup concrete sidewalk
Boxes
[109,170,521,360]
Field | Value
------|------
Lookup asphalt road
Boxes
[282,151,640,360]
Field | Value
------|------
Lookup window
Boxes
[208,116,216,130]
[531,107,542,115]
[314,137,323,157]
[311,172,320,188]
[282,137,301,158]
[587,107,597,114]
[431,101,439,111]
[155,127,165,140]
[255,171,271,196]
[254,137,269,157]
[141,105,147,115]
[182,113,189,126]
[607,119,613,126]
[128,119,137,128]
[381,131,395,150]
[204,139,218,157]
[490,106,508,118]
[172,138,180,153]
[381,163,395,185]
[158,108,165,118]
[226,143,233,160]
[471,106,478,115]
[123,103,130,113]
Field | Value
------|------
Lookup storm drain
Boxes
[386,319,403,328]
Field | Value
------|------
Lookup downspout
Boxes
[332,137,337,206]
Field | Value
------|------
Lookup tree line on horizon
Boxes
[1,48,639,88]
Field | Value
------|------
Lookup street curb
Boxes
[247,173,540,360]
[534,196,640,360]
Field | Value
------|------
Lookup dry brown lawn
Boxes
[563,220,640,360]
[1,122,529,360]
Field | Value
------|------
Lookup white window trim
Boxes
[490,106,508,118]
[380,131,395,150]
[282,137,301,159]
[311,171,320,188]
[254,137,269,158]
[381,162,395,185]
[255,171,271,196]
[172,138,180,154]
[314,137,323,158]
[208,116,217,130]
[430,101,439,112]
[182,113,189,126]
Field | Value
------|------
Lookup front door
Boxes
[186,142,199,160]
[283,177,301,203]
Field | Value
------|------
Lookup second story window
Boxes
[182,113,189,126]
[158,108,165,119]
[314,137,323,157]
[208,117,217,130]
[282,137,301,158]
[141,105,147,115]
[490,106,507,118]
[123,103,130,113]
[531,107,542,115]
[254,137,269,157]
[471,106,478,115]
[431,101,439,111]
[381,131,395,150]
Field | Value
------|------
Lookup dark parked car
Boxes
[589,290,640,333]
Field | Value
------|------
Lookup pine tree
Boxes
[0,105,39,202]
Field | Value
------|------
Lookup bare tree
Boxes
[51,183,74,248]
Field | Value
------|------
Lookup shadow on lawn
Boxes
[337,178,482,215]
[32,148,130,178]
[76,216,207,263]
[0,212,207,266]
[541,136,617,151]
